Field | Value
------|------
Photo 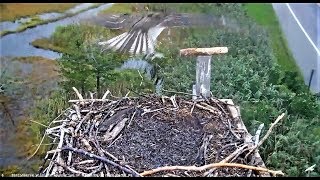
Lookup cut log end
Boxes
[180,47,228,56]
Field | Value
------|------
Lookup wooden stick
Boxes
[204,144,248,176]
[29,120,48,128]
[257,113,285,148]
[61,146,141,177]
[139,162,284,177]
[27,108,71,161]
[69,99,112,103]
[254,124,265,146]
[72,87,84,101]
[244,113,285,160]
[101,90,110,100]
[180,47,228,56]
[55,161,88,176]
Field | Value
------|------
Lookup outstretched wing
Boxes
[86,12,243,56]
[160,13,241,31]
[98,13,168,56]
[80,13,145,30]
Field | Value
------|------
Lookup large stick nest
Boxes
[38,92,276,177]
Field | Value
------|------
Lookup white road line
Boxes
[285,3,320,56]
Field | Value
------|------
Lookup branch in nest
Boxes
[72,87,84,101]
[245,113,285,159]
[61,146,141,177]
[139,162,284,177]
[257,113,285,148]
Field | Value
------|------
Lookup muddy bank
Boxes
[0,56,60,172]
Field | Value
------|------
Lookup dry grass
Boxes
[0,3,79,22]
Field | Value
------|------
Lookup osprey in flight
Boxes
[85,10,240,56]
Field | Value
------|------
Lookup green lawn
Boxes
[244,3,301,74]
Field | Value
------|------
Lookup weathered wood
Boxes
[195,56,212,98]
[220,99,270,177]
[180,47,228,56]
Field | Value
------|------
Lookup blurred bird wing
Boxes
[159,13,241,31]
[80,13,145,30]
[98,14,167,56]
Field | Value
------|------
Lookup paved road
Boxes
[272,3,320,93]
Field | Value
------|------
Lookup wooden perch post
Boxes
[180,47,228,99]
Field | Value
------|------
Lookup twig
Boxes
[30,120,48,128]
[170,95,178,108]
[139,162,284,177]
[247,123,264,177]
[55,161,88,176]
[69,99,111,103]
[214,142,239,162]
[27,131,47,160]
[101,90,110,100]
[27,108,71,160]
[195,103,218,114]
[61,146,141,177]
[257,113,285,148]
[245,113,285,161]
[73,104,82,121]
[196,133,213,165]
[56,125,66,166]
[127,110,136,128]
[190,101,196,114]
[254,124,265,146]
[72,87,84,101]
[227,119,240,140]
[162,89,196,97]
[75,112,93,134]
[141,107,165,116]
[204,144,248,176]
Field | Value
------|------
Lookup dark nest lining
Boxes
[39,94,270,177]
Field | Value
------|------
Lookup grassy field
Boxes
[244,3,301,75]
[0,3,79,22]
[31,38,66,53]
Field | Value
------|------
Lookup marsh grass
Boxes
[0,4,102,37]
[0,3,79,22]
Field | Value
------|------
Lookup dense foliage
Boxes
[53,24,155,97]
[151,3,320,176]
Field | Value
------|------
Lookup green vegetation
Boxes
[244,3,302,75]
[0,4,102,37]
[0,56,61,174]
[21,3,319,177]
[100,3,135,14]
[0,3,79,22]
[31,38,66,53]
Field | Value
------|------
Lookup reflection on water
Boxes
[65,3,96,14]
[0,3,98,32]
[38,12,63,21]
[0,56,60,170]
[0,3,113,59]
